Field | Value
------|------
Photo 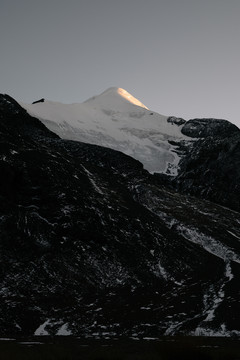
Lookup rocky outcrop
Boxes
[181,118,239,138]
[165,118,240,212]
[167,116,186,126]
[32,98,45,104]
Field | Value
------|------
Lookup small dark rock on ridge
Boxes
[167,116,186,126]
[32,98,45,104]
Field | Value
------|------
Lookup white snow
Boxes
[165,321,182,335]
[225,262,234,281]
[152,260,182,285]
[156,262,169,281]
[227,230,240,239]
[203,283,225,322]
[176,225,240,264]
[10,150,18,155]
[34,319,50,336]
[193,325,240,337]
[202,262,234,323]
[21,87,190,174]
[140,306,151,310]
[81,165,103,194]
[56,323,72,336]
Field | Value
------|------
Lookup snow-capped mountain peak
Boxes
[21,88,189,174]
[84,87,149,110]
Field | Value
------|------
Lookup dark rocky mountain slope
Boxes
[156,117,240,212]
[0,94,240,338]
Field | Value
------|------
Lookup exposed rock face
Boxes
[0,94,240,338]
[167,118,240,212]
[181,118,239,138]
[0,94,27,115]
[167,116,186,126]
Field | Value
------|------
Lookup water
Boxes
[0,336,239,359]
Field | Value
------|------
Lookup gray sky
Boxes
[1,0,240,127]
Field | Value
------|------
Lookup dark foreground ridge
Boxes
[0,94,240,339]
[0,337,240,360]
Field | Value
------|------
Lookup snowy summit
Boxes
[84,87,149,110]
[22,87,189,174]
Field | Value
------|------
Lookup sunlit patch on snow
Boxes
[116,88,149,109]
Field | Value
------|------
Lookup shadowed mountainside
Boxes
[0,94,240,338]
